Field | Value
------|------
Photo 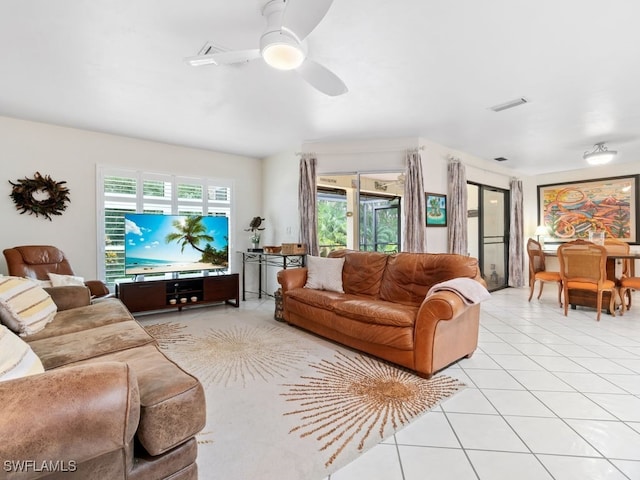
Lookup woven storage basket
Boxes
[281,243,307,255]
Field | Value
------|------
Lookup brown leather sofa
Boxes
[0,287,205,480]
[277,250,486,378]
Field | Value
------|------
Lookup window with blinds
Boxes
[98,168,232,285]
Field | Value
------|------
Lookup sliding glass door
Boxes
[361,198,400,252]
[468,183,510,291]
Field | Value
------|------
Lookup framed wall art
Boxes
[425,193,447,227]
[537,175,639,244]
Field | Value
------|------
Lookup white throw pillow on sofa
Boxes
[304,256,345,293]
[0,324,44,381]
[48,273,85,287]
[0,276,57,336]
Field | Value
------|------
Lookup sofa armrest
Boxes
[277,268,308,292]
[413,291,477,374]
[44,285,92,311]
[0,363,140,475]
[417,291,467,323]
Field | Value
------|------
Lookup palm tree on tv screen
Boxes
[165,216,214,254]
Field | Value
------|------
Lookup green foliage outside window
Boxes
[360,197,399,253]
[317,195,347,256]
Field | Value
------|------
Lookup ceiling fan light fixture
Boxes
[260,29,306,70]
[186,0,346,95]
[583,142,617,166]
[262,42,305,70]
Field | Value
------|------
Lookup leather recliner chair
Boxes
[3,245,110,298]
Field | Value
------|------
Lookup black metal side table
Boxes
[239,252,306,300]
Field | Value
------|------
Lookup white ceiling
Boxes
[1,0,639,176]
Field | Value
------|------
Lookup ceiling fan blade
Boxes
[185,49,261,66]
[281,0,333,41]
[296,58,347,96]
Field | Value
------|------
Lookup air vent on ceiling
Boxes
[197,42,229,56]
[494,157,508,162]
[489,97,528,112]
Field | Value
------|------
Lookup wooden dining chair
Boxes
[604,238,631,272]
[558,239,616,321]
[604,238,631,310]
[619,276,640,315]
[527,238,562,306]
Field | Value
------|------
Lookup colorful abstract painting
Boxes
[538,175,639,243]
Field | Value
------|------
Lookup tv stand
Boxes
[116,274,239,313]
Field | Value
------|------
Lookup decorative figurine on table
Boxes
[246,216,265,251]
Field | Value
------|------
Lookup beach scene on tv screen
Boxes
[125,214,229,275]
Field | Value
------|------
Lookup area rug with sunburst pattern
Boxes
[139,307,464,480]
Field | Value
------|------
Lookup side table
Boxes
[239,251,306,300]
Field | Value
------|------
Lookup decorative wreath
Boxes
[9,172,71,221]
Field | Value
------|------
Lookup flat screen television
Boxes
[124,213,229,276]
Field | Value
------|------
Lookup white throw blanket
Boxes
[426,278,491,305]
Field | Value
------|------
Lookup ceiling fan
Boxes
[184,0,348,97]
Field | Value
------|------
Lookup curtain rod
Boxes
[296,146,424,156]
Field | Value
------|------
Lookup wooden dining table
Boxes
[543,249,640,314]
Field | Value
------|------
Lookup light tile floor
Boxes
[324,287,640,480]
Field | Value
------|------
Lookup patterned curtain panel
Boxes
[508,178,525,287]
[298,154,319,257]
[402,150,426,252]
[447,158,467,255]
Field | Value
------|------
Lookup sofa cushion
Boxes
[25,298,134,342]
[66,344,206,457]
[130,437,198,480]
[304,255,345,292]
[29,321,156,369]
[0,324,44,381]
[339,251,389,297]
[44,285,92,312]
[0,276,57,336]
[286,287,359,310]
[333,299,418,327]
[48,272,85,287]
[379,253,479,306]
[285,297,415,351]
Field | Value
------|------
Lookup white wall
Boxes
[0,116,262,279]
[259,148,300,296]
[261,148,300,247]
